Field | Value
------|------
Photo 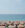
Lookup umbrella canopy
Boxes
[11,21,15,23]
[2,22,7,26]
[18,24,24,27]
[14,21,20,24]
[7,21,11,25]
[20,21,24,24]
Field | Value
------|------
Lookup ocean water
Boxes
[0,14,25,21]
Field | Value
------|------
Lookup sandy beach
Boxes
[0,21,24,28]
[0,26,5,28]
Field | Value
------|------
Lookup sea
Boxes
[0,14,25,21]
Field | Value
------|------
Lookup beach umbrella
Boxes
[14,21,20,25]
[11,21,15,24]
[2,22,5,26]
[20,21,24,25]
[7,21,11,25]
[18,24,24,27]
[23,21,25,23]
[2,22,7,26]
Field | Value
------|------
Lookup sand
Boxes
[0,26,5,28]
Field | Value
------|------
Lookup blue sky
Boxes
[0,0,25,14]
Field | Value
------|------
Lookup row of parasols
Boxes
[0,21,25,26]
